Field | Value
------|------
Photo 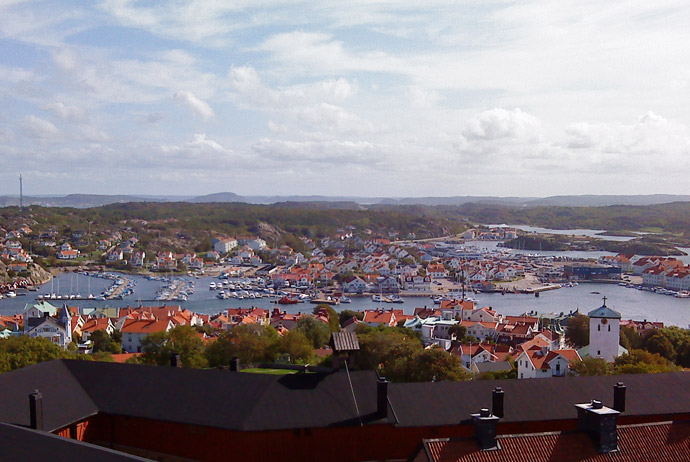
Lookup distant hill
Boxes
[187,192,246,203]
[3,192,690,208]
[525,195,690,207]
[0,194,169,208]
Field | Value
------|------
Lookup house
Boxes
[516,347,581,379]
[427,264,448,279]
[130,251,146,267]
[120,319,174,353]
[24,307,72,349]
[363,309,402,327]
[341,276,369,294]
[213,238,238,254]
[106,249,124,262]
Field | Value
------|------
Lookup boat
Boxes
[388,295,405,304]
[340,297,352,303]
[6,292,16,298]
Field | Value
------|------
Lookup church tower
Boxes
[587,297,621,362]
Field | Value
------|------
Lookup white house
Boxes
[517,348,581,379]
[120,319,174,353]
[213,238,238,254]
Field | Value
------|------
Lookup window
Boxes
[598,324,601,331]
[608,325,611,332]
[556,363,561,372]
[597,350,601,355]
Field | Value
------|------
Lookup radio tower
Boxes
[19,174,23,209]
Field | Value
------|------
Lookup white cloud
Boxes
[463,108,541,141]
[20,115,59,139]
[173,90,215,120]
[42,102,87,122]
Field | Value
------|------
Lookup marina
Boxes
[1,270,690,327]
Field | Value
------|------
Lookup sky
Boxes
[1,0,690,197]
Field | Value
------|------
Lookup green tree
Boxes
[619,326,643,351]
[338,309,363,325]
[295,315,331,349]
[313,304,340,332]
[204,324,280,367]
[569,356,611,376]
[90,329,122,354]
[278,330,313,363]
[355,329,422,372]
[614,349,678,374]
[0,336,79,373]
[140,325,208,368]
[643,330,676,362]
[565,314,589,348]
[391,347,471,382]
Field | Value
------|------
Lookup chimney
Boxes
[471,408,500,450]
[29,390,43,431]
[230,357,240,372]
[492,387,505,418]
[170,353,181,368]
[377,377,388,418]
[613,382,626,413]
[575,399,620,453]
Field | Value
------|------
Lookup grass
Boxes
[240,368,297,375]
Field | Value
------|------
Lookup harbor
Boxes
[1,270,689,327]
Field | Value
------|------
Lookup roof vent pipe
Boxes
[492,387,504,418]
[613,382,626,413]
[29,390,43,431]
[377,377,389,418]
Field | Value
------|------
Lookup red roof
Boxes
[419,420,689,462]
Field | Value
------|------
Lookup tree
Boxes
[619,326,643,351]
[295,315,331,349]
[448,324,467,342]
[644,330,676,362]
[90,329,121,354]
[338,310,363,325]
[205,324,280,367]
[140,325,208,368]
[0,336,79,373]
[569,356,611,376]
[390,347,471,382]
[565,314,589,348]
[313,304,339,332]
[278,330,313,363]
[614,349,678,374]
[355,329,422,372]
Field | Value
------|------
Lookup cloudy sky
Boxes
[1,1,690,197]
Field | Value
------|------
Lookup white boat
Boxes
[6,292,16,298]
[209,282,217,290]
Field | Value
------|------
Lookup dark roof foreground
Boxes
[0,422,153,462]
[1,360,690,434]
[0,360,387,432]
[416,421,690,462]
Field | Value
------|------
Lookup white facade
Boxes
[588,305,621,362]
[213,238,238,254]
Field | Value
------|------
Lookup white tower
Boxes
[587,297,621,362]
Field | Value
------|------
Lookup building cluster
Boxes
[18,301,208,353]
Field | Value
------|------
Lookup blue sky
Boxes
[1,0,690,197]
